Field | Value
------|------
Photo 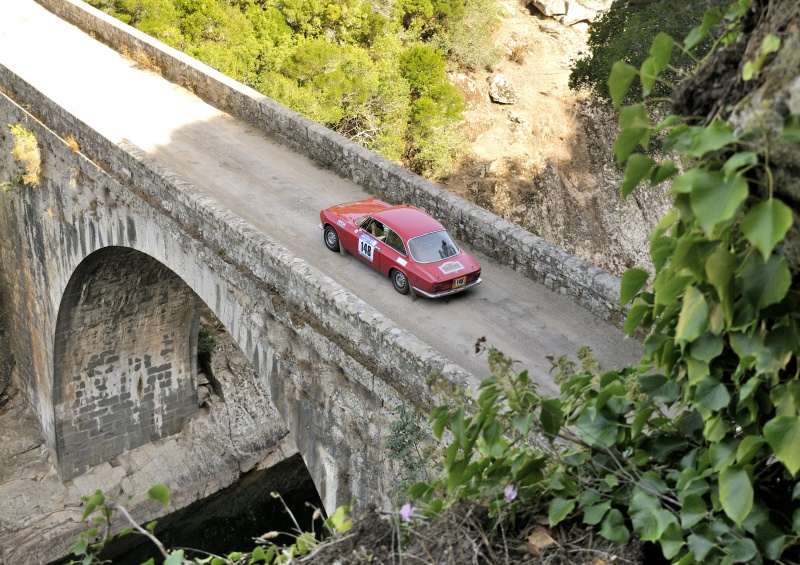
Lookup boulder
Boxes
[557,1,598,26]
[488,74,519,105]
[531,0,567,16]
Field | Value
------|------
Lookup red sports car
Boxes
[319,198,482,298]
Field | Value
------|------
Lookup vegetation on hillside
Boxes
[84,0,500,178]
[569,0,730,103]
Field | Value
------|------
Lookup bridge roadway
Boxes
[0,0,641,396]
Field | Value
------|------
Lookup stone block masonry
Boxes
[33,0,624,325]
[53,247,199,479]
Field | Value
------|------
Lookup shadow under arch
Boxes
[52,246,200,480]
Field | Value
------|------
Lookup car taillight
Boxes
[432,283,442,292]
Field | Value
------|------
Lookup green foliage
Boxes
[84,0,478,178]
[197,324,217,358]
[8,123,41,187]
[69,486,353,564]
[569,0,731,103]
[384,404,432,499]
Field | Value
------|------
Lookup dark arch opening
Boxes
[52,246,200,480]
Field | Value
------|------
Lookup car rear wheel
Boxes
[323,225,340,252]
[391,269,409,295]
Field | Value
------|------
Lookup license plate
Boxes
[452,276,466,289]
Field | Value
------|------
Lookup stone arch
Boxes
[52,246,199,480]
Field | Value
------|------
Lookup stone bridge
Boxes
[0,0,638,561]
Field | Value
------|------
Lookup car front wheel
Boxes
[391,269,409,295]
[323,225,340,252]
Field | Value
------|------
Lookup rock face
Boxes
[447,1,670,277]
[673,0,800,266]
[0,313,294,565]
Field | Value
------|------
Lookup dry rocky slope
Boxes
[445,0,671,276]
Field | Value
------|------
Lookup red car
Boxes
[319,198,482,298]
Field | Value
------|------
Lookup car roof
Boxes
[372,205,445,240]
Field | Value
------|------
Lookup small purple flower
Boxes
[504,484,518,502]
[400,503,414,522]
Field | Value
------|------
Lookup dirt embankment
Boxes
[445,0,671,276]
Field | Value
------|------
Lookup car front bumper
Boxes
[412,277,482,299]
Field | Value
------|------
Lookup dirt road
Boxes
[0,0,642,395]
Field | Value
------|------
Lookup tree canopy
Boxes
[85,0,500,178]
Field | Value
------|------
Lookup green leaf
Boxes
[741,199,793,259]
[690,333,723,363]
[640,57,659,97]
[660,521,685,560]
[736,437,765,466]
[675,286,709,344]
[621,154,655,198]
[650,161,679,187]
[81,492,105,521]
[620,268,649,307]
[630,492,676,541]
[719,466,753,526]
[691,172,748,232]
[540,398,563,439]
[722,151,758,179]
[614,105,650,164]
[548,497,575,527]
[694,376,731,412]
[600,509,630,544]
[762,33,781,54]
[148,484,170,507]
[728,538,758,562]
[164,550,184,565]
[250,546,268,563]
[583,501,612,526]
[688,120,737,157]
[705,247,736,320]
[739,253,791,310]
[764,416,800,475]
[650,33,674,72]
[638,374,679,404]
[608,62,638,109]
[680,493,707,528]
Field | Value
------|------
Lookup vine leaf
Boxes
[688,120,737,157]
[741,199,793,259]
[691,171,748,232]
[764,416,800,476]
[620,267,649,306]
[719,466,753,526]
[614,105,650,164]
[148,484,170,507]
[675,286,708,344]
[608,61,638,109]
[621,154,655,198]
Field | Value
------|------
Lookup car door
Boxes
[376,227,409,277]
[353,217,383,271]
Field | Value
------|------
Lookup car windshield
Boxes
[407,230,460,264]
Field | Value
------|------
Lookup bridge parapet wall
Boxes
[33,0,623,325]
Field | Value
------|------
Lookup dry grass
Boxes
[120,45,161,74]
[8,123,41,187]
[297,502,644,564]
[64,134,80,153]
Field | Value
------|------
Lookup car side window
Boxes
[384,229,406,255]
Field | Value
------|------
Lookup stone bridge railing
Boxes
[34,0,624,325]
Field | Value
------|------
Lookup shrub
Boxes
[8,123,41,187]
